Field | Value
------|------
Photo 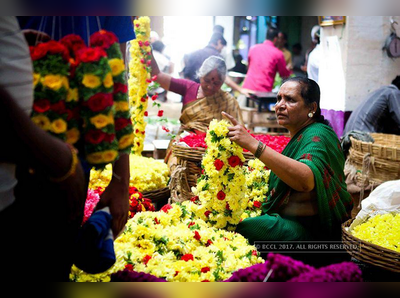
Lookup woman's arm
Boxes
[150,49,172,91]
[222,112,315,192]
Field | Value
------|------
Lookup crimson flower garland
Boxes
[30,40,71,141]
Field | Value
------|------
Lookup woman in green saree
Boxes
[222,77,353,245]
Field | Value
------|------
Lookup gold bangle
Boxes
[49,143,79,183]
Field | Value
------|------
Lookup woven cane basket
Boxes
[342,219,400,273]
[348,133,400,186]
[142,187,170,211]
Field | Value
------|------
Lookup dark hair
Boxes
[392,76,400,89]
[209,33,227,46]
[151,40,165,53]
[266,28,279,41]
[283,77,330,126]
[213,25,224,34]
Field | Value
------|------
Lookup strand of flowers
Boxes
[91,30,134,154]
[70,202,263,282]
[242,159,270,221]
[59,34,86,145]
[351,213,400,252]
[191,119,248,230]
[128,16,153,155]
[75,46,119,168]
[30,40,71,141]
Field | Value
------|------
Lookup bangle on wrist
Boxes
[254,141,266,159]
[49,143,79,183]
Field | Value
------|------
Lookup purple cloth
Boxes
[321,109,351,138]
[169,77,200,106]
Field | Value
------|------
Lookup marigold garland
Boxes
[352,213,400,253]
[128,16,153,155]
[91,30,133,154]
[192,119,248,230]
[30,41,71,141]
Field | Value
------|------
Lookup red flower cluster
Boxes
[85,129,115,145]
[161,204,173,213]
[76,47,107,64]
[86,93,113,112]
[228,155,242,167]
[217,190,226,201]
[142,255,152,266]
[214,159,224,171]
[193,231,201,241]
[181,254,194,262]
[114,82,128,94]
[115,118,132,131]
[30,40,70,61]
[129,187,155,219]
[90,30,119,49]
[179,133,207,148]
[60,34,86,57]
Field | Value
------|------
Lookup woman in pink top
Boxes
[150,53,244,133]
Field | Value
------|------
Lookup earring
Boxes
[308,112,314,118]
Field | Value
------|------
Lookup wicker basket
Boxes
[342,219,400,273]
[142,187,170,211]
[347,133,400,186]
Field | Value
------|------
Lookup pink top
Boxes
[169,77,200,106]
[243,40,291,92]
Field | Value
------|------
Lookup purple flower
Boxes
[111,269,167,282]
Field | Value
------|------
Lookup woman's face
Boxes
[275,81,314,133]
[199,69,224,97]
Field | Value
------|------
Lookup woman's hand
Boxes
[222,111,258,152]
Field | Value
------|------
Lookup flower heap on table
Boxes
[191,119,248,230]
[129,16,158,155]
[91,30,134,154]
[71,202,263,282]
[89,155,169,193]
[352,213,400,253]
[30,40,71,141]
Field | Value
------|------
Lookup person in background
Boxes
[343,76,400,135]
[17,16,136,240]
[306,25,322,83]
[213,24,235,70]
[242,27,291,93]
[277,31,293,68]
[229,53,248,75]
[149,40,174,102]
[0,16,86,281]
[292,43,307,77]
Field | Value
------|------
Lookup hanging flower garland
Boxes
[59,34,86,145]
[91,30,134,154]
[71,202,263,282]
[75,46,119,168]
[30,41,71,141]
[242,159,270,221]
[192,119,248,230]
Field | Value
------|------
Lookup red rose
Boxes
[181,254,194,262]
[214,159,224,171]
[201,267,210,273]
[154,217,160,224]
[188,222,195,228]
[151,94,158,101]
[125,264,134,271]
[157,110,164,117]
[204,210,211,218]
[85,129,106,144]
[144,111,148,117]
[45,41,70,61]
[114,82,128,94]
[115,117,131,131]
[30,44,48,61]
[103,133,115,143]
[77,47,106,63]
[87,93,113,112]
[51,101,66,114]
[217,190,226,201]
[253,201,262,208]
[142,255,152,265]
[190,196,199,203]
[194,231,201,241]
[90,30,119,49]
[161,204,172,213]
[226,203,230,210]
[33,99,51,113]
[205,239,213,247]
[252,250,258,256]
[228,155,241,167]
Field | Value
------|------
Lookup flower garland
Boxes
[70,202,263,282]
[59,34,86,145]
[89,155,169,193]
[30,41,71,141]
[242,159,270,220]
[91,30,134,154]
[192,120,248,230]
[352,213,400,252]
[75,46,119,168]
[129,16,153,155]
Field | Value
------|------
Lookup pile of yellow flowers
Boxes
[242,159,270,220]
[71,202,263,282]
[129,16,152,155]
[89,155,169,192]
[192,120,247,230]
[352,213,400,252]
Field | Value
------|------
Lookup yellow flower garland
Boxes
[129,16,152,155]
